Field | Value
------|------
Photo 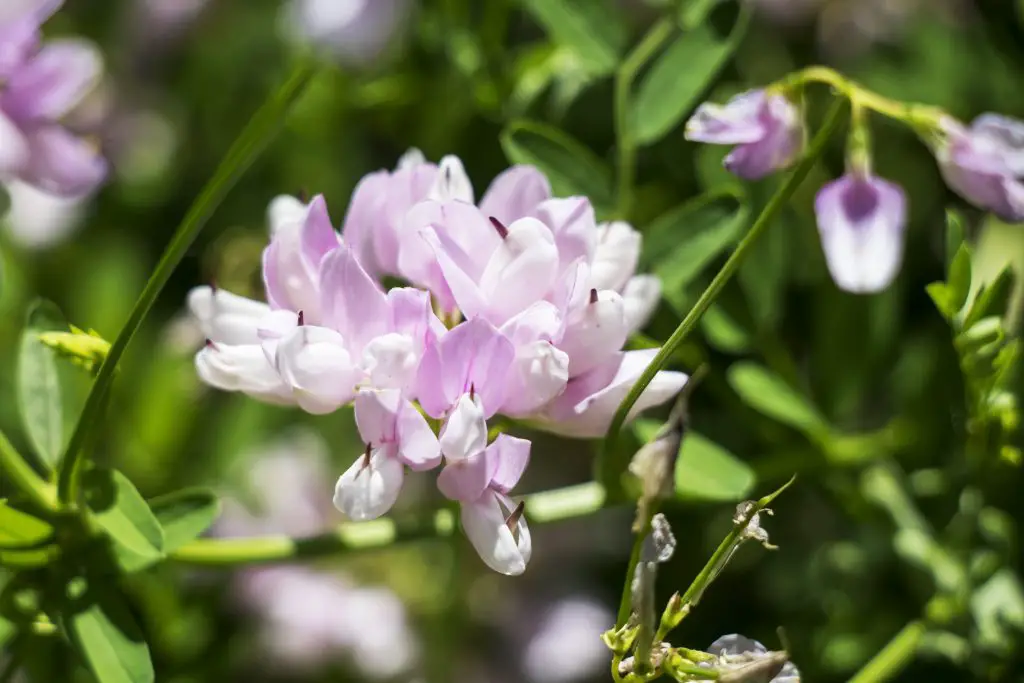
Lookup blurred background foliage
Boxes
[2,0,1024,681]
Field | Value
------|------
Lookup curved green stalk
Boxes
[56,61,317,506]
[0,430,57,511]
[599,98,847,491]
[847,620,925,683]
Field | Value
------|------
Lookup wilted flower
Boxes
[685,90,804,180]
[187,151,685,573]
[0,0,106,197]
[936,114,1024,222]
[703,634,800,683]
[814,171,908,293]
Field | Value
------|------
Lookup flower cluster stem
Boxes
[0,430,57,512]
[847,620,925,683]
[614,16,676,219]
[55,60,317,506]
[600,98,847,492]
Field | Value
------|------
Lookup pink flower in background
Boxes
[936,114,1024,223]
[188,151,686,574]
[0,0,107,197]
[283,0,413,67]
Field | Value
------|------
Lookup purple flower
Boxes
[814,172,907,293]
[333,388,440,521]
[685,89,803,180]
[936,114,1024,222]
[704,634,800,683]
[0,0,107,197]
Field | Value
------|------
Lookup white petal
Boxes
[479,217,560,323]
[461,491,531,576]
[274,326,359,414]
[428,155,474,204]
[439,394,488,461]
[559,290,628,377]
[333,450,404,521]
[622,275,661,333]
[590,221,640,292]
[361,332,418,391]
[187,286,270,345]
[267,194,308,237]
[195,343,292,404]
[501,341,569,417]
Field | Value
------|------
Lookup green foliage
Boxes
[0,503,52,549]
[631,3,751,144]
[83,468,165,573]
[61,578,155,683]
[727,362,830,439]
[148,489,221,553]
[517,0,627,76]
[16,301,68,469]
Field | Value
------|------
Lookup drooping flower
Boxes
[935,114,1024,222]
[814,172,908,293]
[685,89,804,180]
[283,0,412,67]
[0,0,107,196]
[333,388,440,521]
[438,431,533,576]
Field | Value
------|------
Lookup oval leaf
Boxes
[83,469,165,573]
[17,300,67,469]
[676,432,755,501]
[63,578,155,683]
[632,3,751,144]
[501,120,614,212]
[0,502,53,548]
[727,362,830,438]
[148,488,221,552]
[518,0,626,75]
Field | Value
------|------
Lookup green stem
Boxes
[172,481,608,566]
[780,66,943,133]
[0,430,57,511]
[56,61,317,506]
[614,17,675,219]
[847,620,925,683]
[599,98,847,491]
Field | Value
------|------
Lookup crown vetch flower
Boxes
[0,0,106,196]
[814,171,908,293]
[685,89,804,180]
[187,152,687,575]
[936,113,1024,222]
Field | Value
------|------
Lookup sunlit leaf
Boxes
[83,468,165,573]
[501,119,614,211]
[945,209,965,276]
[632,3,751,144]
[0,502,53,548]
[17,300,67,469]
[518,0,626,76]
[727,362,830,438]
[63,578,155,683]
[946,243,973,314]
[148,488,221,552]
[963,265,1015,330]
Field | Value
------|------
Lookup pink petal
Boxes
[479,165,551,225]
[0,111,29,175]
[487,434,531,493]
[437,451,496,503]
[21,125,106,197]
[559,289,628,378]
[396,399,440,471]
[533,197,597,274]
[301,195,340,270]
[340,170,389,277]
[2,39,101,122]
[354,388,402,445]
[319,244,389,351]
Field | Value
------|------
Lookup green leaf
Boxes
[945,209,966,276]
[632,3,751,144]
[926,282,955,320]
[700,305,752,353]
[727,362,830,438]
[963,265,1016,330]
[641,188,749,311]
[17,300,68,469]
[501,120,614,211]
[632,422,754,502]
[518,0,626,75]
[63,578,155,683]
[946,243,972,314]
[148,488,221,552]
[676,432,755,501]
[83,469,165,573]
[0,502,53,548]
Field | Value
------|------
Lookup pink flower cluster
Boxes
[187,151,687,574]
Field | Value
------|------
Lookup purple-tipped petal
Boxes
[814,174,907,294]
[460,490,531,575]
[685,90,767,145]
[938,115,1024,222]
[333,449,404,521]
